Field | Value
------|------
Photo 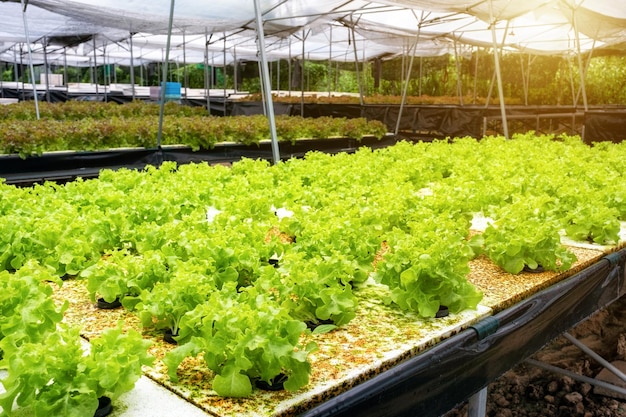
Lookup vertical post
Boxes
[63,47,68,95]
[103,46,109,102]
[350,24,364,106]
[43,37,51,103]
[328,24,332,98]
[453,38,463,105]
[572,8,588,111]
[362,42,367,98]
[419,55,423,97]
[395,33,419,136]
[205,30,211,115]
[473,47,478,104]
[301,29,306,117]
[19,0,40,119]
[93,37,99,98]
[258,59,266,115]
[223,32,227,116]
[401,41,406,95]
[288,37,292,98]
[253,0,280,164]
[395,13,423,137]
[277,59,280,92]
[211,56,215,95]
[488,0,509,138]
[233,45,238,92]
[157,0,176,149]
[183,29,188,99]
[129,32,136,100]
[468,388,488,417]
[13,48,18,86]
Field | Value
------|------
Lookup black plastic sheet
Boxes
[0,136,398,185]
[0,148,161,185]
[300,249,626,417]
[584,111,626,144]
[228,101,293,116]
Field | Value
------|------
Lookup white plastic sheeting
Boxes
[1,0,625,67]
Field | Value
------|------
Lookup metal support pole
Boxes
[288,37,292,98]
[277,58,280,92]
[419,55,423,97]
[453,38,463,106]
[257,59,266,115]
[129,32,136,100]
[350,24,364,106]
[63,47,68,94]
[19,0,40,119]
[485,68,496,108]
[204,30,211,115]
[102,45,108,102]
[572,9,588,111]
[488,0,509,138]
[564,333,626,384]
[182,30,188,99]
[468,387,488,417]
[223,32,227,115]
[93,37,99,98]
[394,36,418,136]
[473,47,478,104]
[301,29,306,117]
[233,45,237,92]
[42,37,50,103]
[157,0,175,149]
[12,48,18,86]
[395,13,423,137]
[527,359,626,398]
[328,24,332,98]
[253,0,280,165]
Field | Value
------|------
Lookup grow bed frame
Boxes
[0,135,396,186]
[50,230,626,417]
[3,135,626,416]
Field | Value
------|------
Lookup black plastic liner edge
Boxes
[299,249,626,417]
[0,135,398,185]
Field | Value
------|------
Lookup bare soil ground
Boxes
[444,295,626,417]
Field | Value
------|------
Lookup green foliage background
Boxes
[2,51,625,105]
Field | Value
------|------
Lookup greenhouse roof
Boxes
[0,0,625,66]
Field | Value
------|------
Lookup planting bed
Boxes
[2,134,626,416]
[49,242,613,417]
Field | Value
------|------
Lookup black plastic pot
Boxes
[96,297,122,309]
[523,264,545,273]
[305,318,334,331]
[164,329,178,345]
[255,373,288,391]
[435,305,449,318]
[268,258,280,268]
[94,396,112,417]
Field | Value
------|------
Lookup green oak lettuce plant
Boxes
[563,202,621,245]
[134,261,217,337]
[81,249,172,307]
[164,282,318,397]
[259,252,361,327]
[474,207,577,274]
[0,262,66,355]
[373,210,483,318]
[0,322,153,417]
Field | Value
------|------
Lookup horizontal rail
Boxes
[483,112,585,137]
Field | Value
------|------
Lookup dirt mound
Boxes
[445,295,626,417]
